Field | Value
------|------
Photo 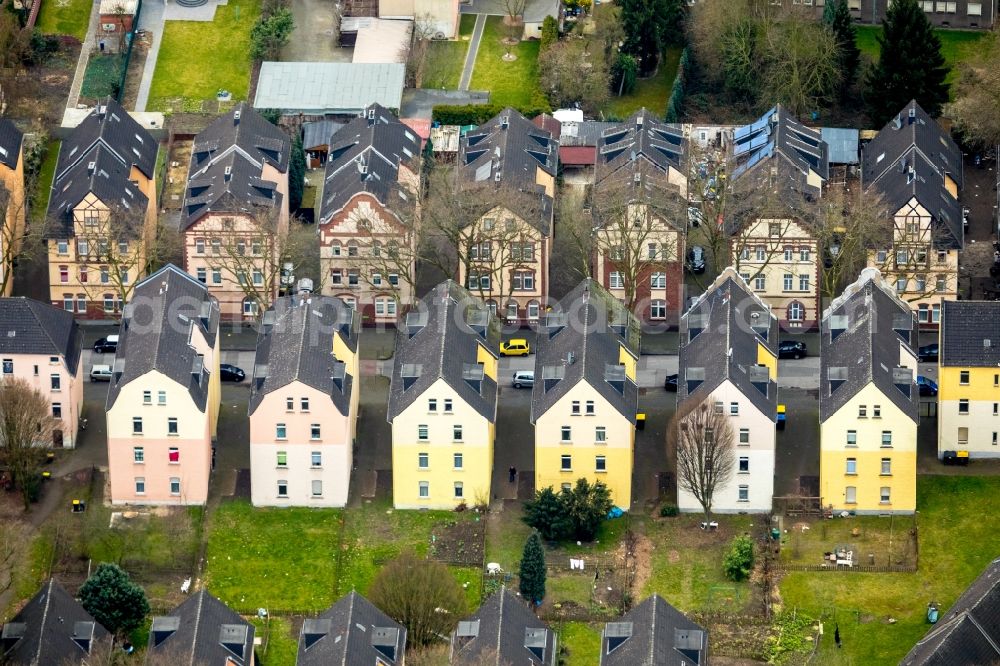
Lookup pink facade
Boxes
[0,353,83,448]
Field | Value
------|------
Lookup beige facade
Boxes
[0,352,84,448]
[0,138,25,297]
[379,0,459,37]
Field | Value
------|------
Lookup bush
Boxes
[249,7,294,61]
[523,479,614,542]
[431,102,551,125]
[540,15,559,51]
[723,535,755,582]
[659,504,678,517]
[519,532,546,604]
[78,563,150,635]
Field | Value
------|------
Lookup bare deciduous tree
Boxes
[0,378,56,510]
[670,397,736,519]
[947,30,1000,149]
[0,520,29,597]
[539,38,610,114]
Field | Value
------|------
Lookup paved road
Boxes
[458,14,486,91]
[133,0,166,112]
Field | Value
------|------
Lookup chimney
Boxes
[234,108,241,124]
[87,161,96,174]
[908,106,916,124]
[224,165,232,182]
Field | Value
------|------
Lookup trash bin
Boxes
[776,404,786,431]
[942,450,958,465]
[636,413,646,431]
[957,450,970,466]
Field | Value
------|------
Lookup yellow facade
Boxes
[756,341,777,380]
[0,141,25,296]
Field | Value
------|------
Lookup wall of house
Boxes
[379,0,459,37]
[107,371,212,505]
[391,377,494,509]
[0,147,25,297]
[534,385,634,509]
[820,383,917,514]
[761,0,995,29]
[0,352,83,448]
[938,366,1000,457]
[333,330,361,442]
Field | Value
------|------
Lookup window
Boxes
[859,405,867,418]
[310,424,321,440]
[959,399,969,414]
[609,272,624,289]
[896,277,907,293]
[572,400,580,415]
[1,359,10,374]
[168,418,178,435]
[454,453,463,469]
[252,270,263,286]
[100,266,109,283]
[277,480,288,497]
[756,246,766,261]
[845,486,857,504]
[595,455,607,472]
[76,295,86,314]
[347,241,359,257]
[513,271,535,291]
[561,426,571,442]
[133,447,144,463]
[454,482,464,499]
[881,458,892,475]
[738,485,749,502]
[276,423,287,439]
[783,246,793,261]
[77,239,89,256]
[846,458,857,474]
[769,222,781,237]
[754,274,766,291]
[586,400,595,415]
[739,428,749,444]
[873,405,881,418]
[135,477,145,494]
[561,454,572,471]
[740,272,751,284]
[311,451,322,467]
[389,273,399,286]
[143,390,152,405]
[79,266,88,283]
[51,402,62,419]
[195,238,205,254]
[453,425,463,441]
[881,431,892,447]
[133,417,143,434]
[880,487,891,504]
[277,451,287,467]
[650,300,666,319]
[418,452,429,468]
[299,397,309,411]
[444,399,453,413]
[969,2,983,15]
[196,268,207,283]
[331,269,342,285]
[799,274,810,291]
[783,274,793,291]
[428,399,438,412]
[49,373,60,391]
[595,427,607,443]
[419,481,429,498]
[57,240,68,255]
[170,478,180,495]
[846,430,857,446]
[738,457,749,473]
[648,243,659,260]
[59,266,68,283]
[212,269,222,285]
[714,401,724,414]
[312,480,323,497]
[650,272,666,289]
[799,247,810,262]
[348,270,360,286]
[730,402,739,416]
[62,296,73,312]
[960,370,970,385]
[418,424,429,440]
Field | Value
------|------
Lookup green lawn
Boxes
[557,621,602,666]
[421,40,468,89]
[146,0,260,111]
[602,47,682,120]
[80,54,123,99]
[460,13,476,37]
[469,16,546,108]
[31,140,60,223]
[855,25,989,88]
[780,476,1000,664]
[35,0,92,40]
[251,617,298,666]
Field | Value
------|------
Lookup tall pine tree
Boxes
[289,133,305,212]
[519,532,546,604]
[619,0,684,76]
[864,0,948,125]
[823,0,860,96]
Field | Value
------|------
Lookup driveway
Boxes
[133,0,165,112]
[399,88,490,119]
[282,0,350,62]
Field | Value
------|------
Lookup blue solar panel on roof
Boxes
[750,113,771,133]
[733,124,752,140]
[749,134,769,150]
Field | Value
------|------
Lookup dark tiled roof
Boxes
[560,121,617,147]
[183,102,290,230]
[319,104,420,225]
[0,579,110,665]
[249,293,359,415]
[387,281,499,423]
[678,268,778,421]
[819,268,919,423]
[901,557,1000,665]
[47,97,155,230]
[450,587,556,666]
[106,265,220,411]
[530,279,639,423]
[297,591,405,665]
[941,301,1000,367]
[730,105,828,199]
[600,594,707,666]
[147,590,254,665]
[0,118,23,170]
[0,297,83,376]
[458,108,557,236]
[302,119,345,151]
[595,109,685,182]
[862,100,964,250]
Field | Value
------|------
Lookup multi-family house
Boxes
[819,268,918,514]
[45,97,157,318]
[863,100,963,328]
[387,280,499,509]
[0,118,25,297]
[456,108,557,324]
[0,579,111,664]
[600,594,708,666]
[182,103,290,321]
[148,590,254,665]
[450,587,558,665]
[593,109,688,325]
[784,0,996,30]
[937,300,1000,458]
[318,104,420,324]
[249,285,360,507]
[676,267,778,513]
[297,591,406,665]
[531,279,639,509]
[106,265,221,505]
[0,297,84,448]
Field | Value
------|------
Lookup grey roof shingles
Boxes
[253,62,406,114]
[677,268,778,421]
[0,297,84,376]
[387,281,499,423]
[595,109,686,183]
[940,300,1000,367]
[296,591,406,665]
[450,587,556,666]
[249,293,359,415]
[819,268,919,423]
[0,118,23,170]
[530,279,639,424]
[600,594,707,666]
[106,265,220,411]
[303,119,345,151]
[147,590,254,665]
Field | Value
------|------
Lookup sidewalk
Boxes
[133,0,166,111]
[65,0,102,109]
[458,13,485,91]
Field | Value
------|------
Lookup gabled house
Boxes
[106,265,221,505]
[297,591,406,665]
[318,104,421,324]
[531,279,639,509]
[863,100,963,327]
[0,297,85,448]
[0,579,110,665]
[148,590,254,665]
[819,268,918,514]
[600,594,707,666]
[0,118,25,297]
[249,285,360,507]
[388,281,499,509]
[676,268,778,513]
[901,556,1000,665]
[727,105,826,330]
[456,108,557,325]
[593,109,688,325]
[450,587,557,665]
[182,103,290,321]
[937,300,1000,458]
[45,97,157,318]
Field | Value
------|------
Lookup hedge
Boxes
[665,47,690,124]
[432,102,551,126]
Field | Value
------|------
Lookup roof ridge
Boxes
[647,592,657,665]
[189,590,205,666]
[494,586,505,666]
[34,578,55,664]
[341,590,356,666]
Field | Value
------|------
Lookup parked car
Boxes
[90,364,113,382]
[512,370,534,389]
[500,338,531,357]
[917,375,938,396]
[220,364,245,382]
[686,245,706,274]
[664,373,678,392]
[918,344,939,362]
[93,335,119,354]
[777,340,807,360]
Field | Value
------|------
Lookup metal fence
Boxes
[113,0,142,102]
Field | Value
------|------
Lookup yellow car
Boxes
[499,338,531,357]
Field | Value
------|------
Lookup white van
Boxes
[90,364,113,382]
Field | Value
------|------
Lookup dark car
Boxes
[220,364,245,382]
[917,375,938,397]
[93,335,118,354]
[686,246,706,274]
[664,373,678,392]
[918,344,939,363]
[777,340,807,360]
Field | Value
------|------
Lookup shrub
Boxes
[659,504,679,517]
[519,532,546,604]
[723,535,755,582]
[523,479,614,542]
[431,102,551,125]
[78,563,150,635]
[368,552,466,646]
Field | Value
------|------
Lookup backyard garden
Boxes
[34,0,92,40]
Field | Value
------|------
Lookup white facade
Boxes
[939,399,1000,457]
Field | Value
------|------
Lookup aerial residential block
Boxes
[147,590,254,665]
[451,587,557,665]
[297,591,405,665]
[600,594,708,666]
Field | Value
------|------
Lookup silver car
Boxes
[512,371,534,389]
